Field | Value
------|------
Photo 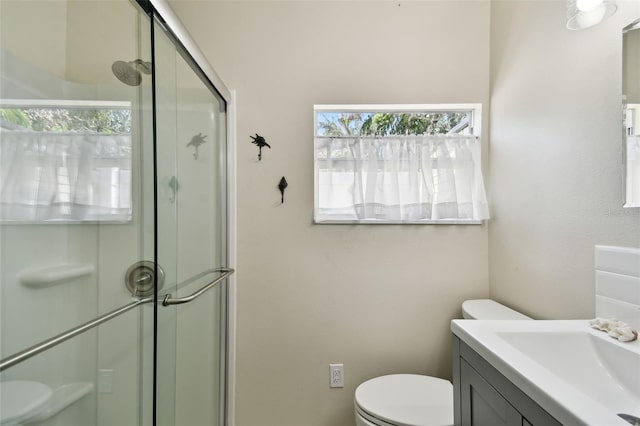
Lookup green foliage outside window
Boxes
[0,108,131,134]
[317,111,468,137]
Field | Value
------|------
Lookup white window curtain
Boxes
[315,135,489,222]
[0,130,132,222]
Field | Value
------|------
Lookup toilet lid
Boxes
[355,374,453,426]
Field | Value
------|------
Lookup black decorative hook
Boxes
[278,177,288,204]
[250,133,271,161]
[187,133,207,160]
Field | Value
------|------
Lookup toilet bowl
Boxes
[355,374,453,426]
[354,299,531,426]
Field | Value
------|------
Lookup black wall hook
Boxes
[187,133,207,159]
[250,133,271,161]
[278,177,288,204]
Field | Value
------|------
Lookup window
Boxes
[626,103,640,207]
[314,104,489,224]
[0,99,133,223]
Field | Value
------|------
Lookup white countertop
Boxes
[451,319,640,426]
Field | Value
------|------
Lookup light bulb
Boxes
[576,0,604,12]
[576,4,607,27]
[567,0,617,30]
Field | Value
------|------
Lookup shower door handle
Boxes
[162,267,234,306]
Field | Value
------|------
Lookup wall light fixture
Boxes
[567,0,617,30]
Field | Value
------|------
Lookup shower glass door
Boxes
[152,16,229,426]
[0,1,230,425]
[0,1,157,425]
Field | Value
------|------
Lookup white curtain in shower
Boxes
[0,130,132,222]
[315,135,490,222]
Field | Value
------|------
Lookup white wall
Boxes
[66,1,142,85]
[0,0,67,79]
[168,2,491,426]
[489,0,640,320]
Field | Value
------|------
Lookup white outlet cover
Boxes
[330,364,344,388]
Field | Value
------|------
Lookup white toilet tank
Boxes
[354,299,531,426]
[462,299,532,320]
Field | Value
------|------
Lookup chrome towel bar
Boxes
[162,268,234,306]
[0,297,151,372]
[0,267,234,372]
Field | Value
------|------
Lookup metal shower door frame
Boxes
[139,1,236,425]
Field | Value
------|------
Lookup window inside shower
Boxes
[0,99,133,222]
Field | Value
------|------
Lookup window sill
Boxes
[313,219,485,225]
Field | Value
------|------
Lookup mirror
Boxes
[623,19,640,207]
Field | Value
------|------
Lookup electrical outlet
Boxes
[98,369,113,393]
[329,363,344,388]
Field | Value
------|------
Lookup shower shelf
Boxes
[24,382,94,424]
[0,380,52,425]
[18,264,95,287]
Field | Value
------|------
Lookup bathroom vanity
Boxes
[451,320,640,426]
[452,246,640,426]
[452,334,560,426]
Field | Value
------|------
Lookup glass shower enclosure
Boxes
[0,1,234,425]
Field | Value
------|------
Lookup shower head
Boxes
[111,59,152,86]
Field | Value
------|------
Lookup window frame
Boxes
[313,103,484,225]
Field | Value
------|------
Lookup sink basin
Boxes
[451,320,640,425]
[498,331,640,415]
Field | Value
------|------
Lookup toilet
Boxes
[354,299,531,426]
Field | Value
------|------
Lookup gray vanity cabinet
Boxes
[459,358,522,425]
[452,336,562,426]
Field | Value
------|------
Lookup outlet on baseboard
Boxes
[329,363,344,388]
